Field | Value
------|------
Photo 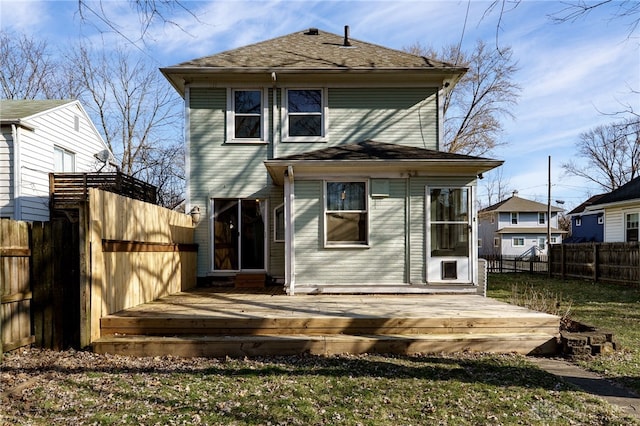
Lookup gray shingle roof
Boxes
[170,28,459,71]
[480,195,564,213]
[590,176,640,206]
[275,140,493,161]
[0,99,75,121]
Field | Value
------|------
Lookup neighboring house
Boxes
[161,27,502,294]
[478,192,565,257]
[585,176,640,242]
[563,194,606,243]
[0,99,112,221]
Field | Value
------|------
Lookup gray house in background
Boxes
[0,100,112,221]
[478,192,565,257]
[161,27,502,294]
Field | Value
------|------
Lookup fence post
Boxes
[561,244,566,280]
[593,243,598,282]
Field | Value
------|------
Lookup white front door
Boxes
[426,187,472,284]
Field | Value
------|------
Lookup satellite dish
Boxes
[94,149,110,163]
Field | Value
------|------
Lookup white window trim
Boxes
[575,217,582,227]
[226,88,268,144]
[625,211,639,242]
[273,203,285,243]
[494,237,500,247]
[323,179,369,248]
[511,212,518,225]
[512,237,525,247]
[54,145,76,172]
[282,88,328,143]
[538,212,546,225]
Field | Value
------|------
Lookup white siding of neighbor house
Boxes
[602,206,640,242]
[0,128,14,218]
[8,102,108,221]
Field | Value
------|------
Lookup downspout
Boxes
[271,72,278,159]
[184,84,192,213]
[11,124,21,220]
[285,165,295,295]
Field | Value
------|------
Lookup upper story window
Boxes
[575,217,582,227]
[511,212,518,225]
[325,181,368,246]
[626,212,639,242]
[538,212,546,225]
[227,89,266,142]
[54,146,75,172]
[284,89,326,141]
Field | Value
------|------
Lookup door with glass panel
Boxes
[212,199,265,271]
[426,187,472,283]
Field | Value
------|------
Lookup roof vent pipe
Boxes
[343,25,351,47]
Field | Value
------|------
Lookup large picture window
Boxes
[285,89,325,140]
[325,181,367,246]
[430,188,469,257]
[228,89,264,141]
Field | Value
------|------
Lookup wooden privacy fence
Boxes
[84,188,197,345]
[1,219,81,357]
[1,188,197,357]
[483,255,549,274]
[1,219,33,359]
[549,242,640,286]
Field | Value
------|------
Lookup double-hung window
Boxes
[284,89,326,141]
[325,181,367,246]
[538,212,546,224]
[511,212,518,225]
[626,212,639,242]
[228,89,264,142]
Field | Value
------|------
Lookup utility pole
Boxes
[547,155,551,249]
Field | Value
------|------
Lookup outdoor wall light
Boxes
[189,206,202,226]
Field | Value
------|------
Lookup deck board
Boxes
[94,288,561,357]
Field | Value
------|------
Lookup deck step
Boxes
[100,316,560,337]
[92,333,559,358]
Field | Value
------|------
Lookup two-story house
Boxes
[585,176,640,242]
[0,99,112,221]
[563,194,605,243]
[478,192,565,257]
[161,27,502,294]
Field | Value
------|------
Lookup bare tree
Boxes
[562,117,640,191]
[484,0,640,43]
[77,0,198,47]
[0,31,66,99]
[480,167,514,209]
[64,43,184,206]
[406,40,520,156]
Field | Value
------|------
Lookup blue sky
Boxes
[2,0,638,210]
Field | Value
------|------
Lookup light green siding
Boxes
[189,88,274,276]
[276,87,438,157]
[188,86,447,280]
[293,179,406,284]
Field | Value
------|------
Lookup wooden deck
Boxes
[92,288,560,358]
